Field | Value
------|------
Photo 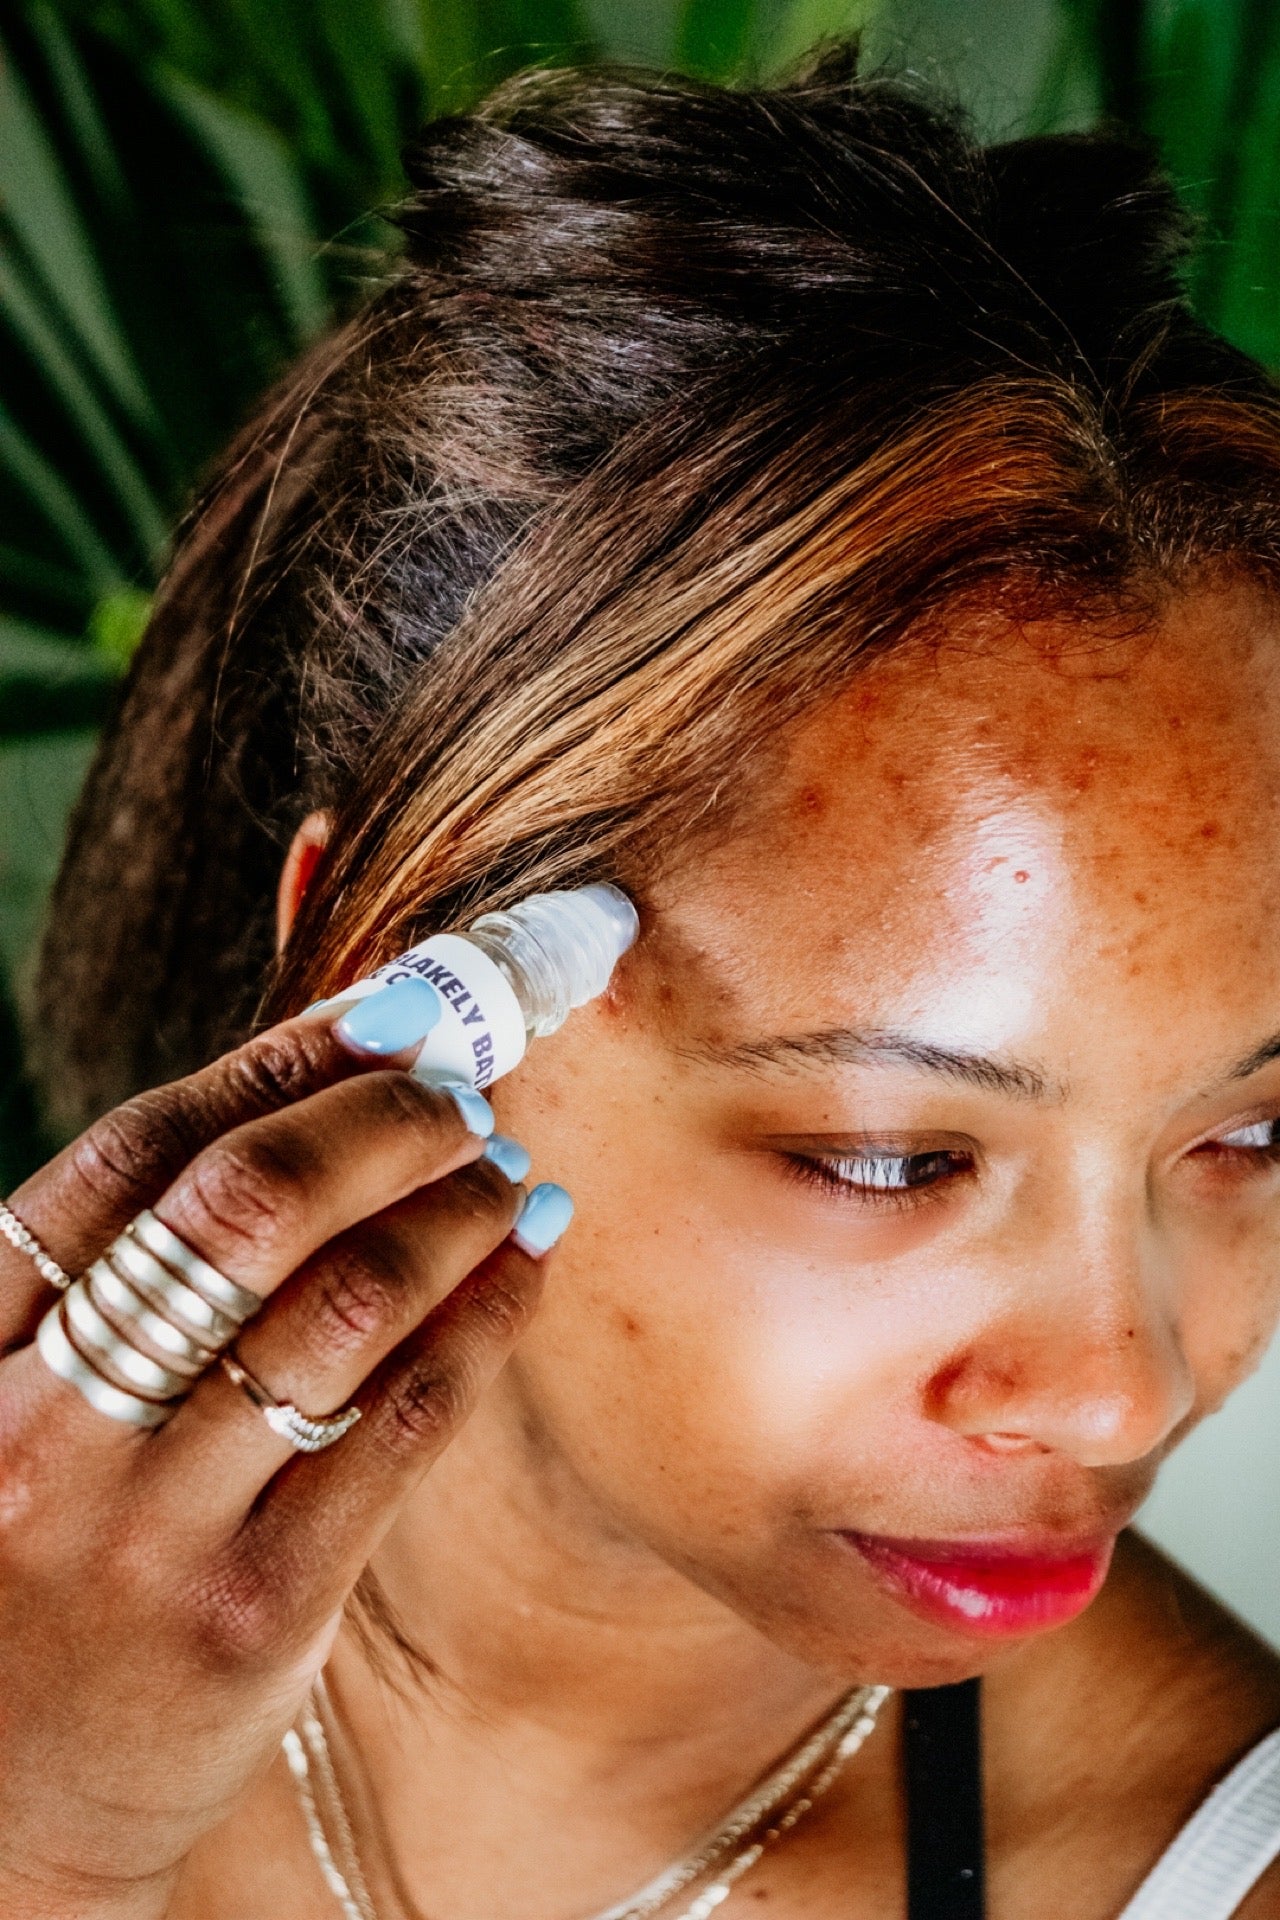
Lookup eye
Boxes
[787,1146,975,1208]
[1200,1117,1280,1157]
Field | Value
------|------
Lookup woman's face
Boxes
[489,580,1280,1686]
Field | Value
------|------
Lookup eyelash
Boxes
[787,1148,975,1209]
[1196,1118,1280,1161]
[788,1119,1280,1210]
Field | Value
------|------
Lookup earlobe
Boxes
[276,811,332,954]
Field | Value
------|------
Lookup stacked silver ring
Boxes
[36,1209,261,1428]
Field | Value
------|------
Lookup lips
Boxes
[840,1530,1116,1638]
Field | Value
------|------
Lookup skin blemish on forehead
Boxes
[623,582,1280,1104]
[1070,749,1103,793]
[618,909,750,1052]
[794,785,829,817]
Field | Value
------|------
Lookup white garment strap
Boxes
[1117,1726,1280,1920]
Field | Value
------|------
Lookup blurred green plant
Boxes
[2,0,1279,1179]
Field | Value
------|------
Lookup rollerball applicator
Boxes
[322,884,638,1090]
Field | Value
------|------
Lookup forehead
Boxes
[645,582,1280,1049]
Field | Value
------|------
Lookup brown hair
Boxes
[36,49,1280,1132]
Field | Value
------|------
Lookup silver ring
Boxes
[32,1210,264,1430]
[127,1211,261,1324]
[221,1353,362,1453]
[0,1199,70,1291]
[64,1282,191,1401]
[36,1301,171,1429]
[86,1260,217,1376]
[105,1234,239,1346]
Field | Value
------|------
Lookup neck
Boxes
[325,1375,862,1920]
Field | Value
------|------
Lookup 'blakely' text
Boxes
[377,957,497,1087]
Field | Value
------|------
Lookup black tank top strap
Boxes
[902,1677,986,1919]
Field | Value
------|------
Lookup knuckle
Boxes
[469,1270,537,1346]
[187,1553,286,1670]
[447,1159,520,1231]
[223,1028,329,1117]
[102,1514,172,1610]
[0,1369,90,1545]
[0,1452,47,1561]
[68,1090,197,1213]
[375,1070,462,1145]
[303,1237,407,1354]
[171,1130,313,1264]
[381,1361,471,1455]
[38,1504,175,1627]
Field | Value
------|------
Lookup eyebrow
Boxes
[696,1024,1280,1100]
[691,1027,1060,1100]
[1227,1032,1280,1080]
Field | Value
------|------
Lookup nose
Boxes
[926,1203,1196,1469]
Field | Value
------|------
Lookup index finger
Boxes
[1,1003,412,1333]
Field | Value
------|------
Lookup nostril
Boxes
[975,1431,1047,1454]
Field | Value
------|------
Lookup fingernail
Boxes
[334,979,442,1055]
[481,1134,533,1183]
[416,1074,496,1138]
[512,1182,574,1257]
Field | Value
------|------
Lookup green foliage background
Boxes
[2,0,1278,1182]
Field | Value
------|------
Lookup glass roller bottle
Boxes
[321,884,639,1090]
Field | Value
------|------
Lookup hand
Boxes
[0,989,557,1918]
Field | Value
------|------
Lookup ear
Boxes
[276,811,331,954]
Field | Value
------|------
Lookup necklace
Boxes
[284,1674,891,1920]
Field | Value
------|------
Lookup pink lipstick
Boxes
[841,1532,1115,1637]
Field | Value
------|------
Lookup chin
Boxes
[704,1527,1116,1689]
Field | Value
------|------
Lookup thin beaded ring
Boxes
[0,1199,71,1291]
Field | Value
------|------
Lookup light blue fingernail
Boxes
[416,1074,496,1138]
[334,979,442,1056]
[512,1182,574,1257]
[481,1134,533,1183]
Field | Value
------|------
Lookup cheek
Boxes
[1179,1226,1280,1419]
[491,1027,977,1548]
[498,1119,930,1548]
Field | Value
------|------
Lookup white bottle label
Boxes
[365,933,528,1089]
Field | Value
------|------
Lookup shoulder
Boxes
[985,1529,1280,1920]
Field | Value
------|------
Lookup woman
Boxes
[4,44,1280,1919]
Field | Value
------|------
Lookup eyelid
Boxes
[1183,1103,1280,1151]
[764,1129,980,1156]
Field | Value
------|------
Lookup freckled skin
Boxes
[181,583,1280,1920]
[488,588,1280,1683]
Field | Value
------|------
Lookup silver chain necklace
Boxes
[284,1674,891,1920]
